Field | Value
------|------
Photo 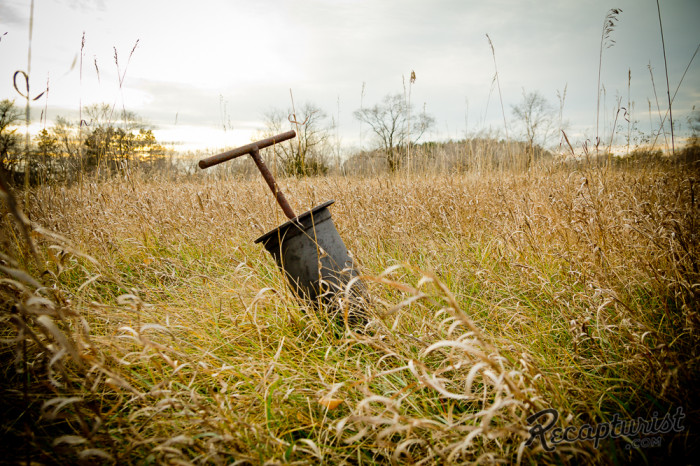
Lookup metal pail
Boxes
[255,200,367,322]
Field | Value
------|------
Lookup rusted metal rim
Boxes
[254,200,335,245]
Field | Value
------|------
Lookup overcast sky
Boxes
[1,0,698,154]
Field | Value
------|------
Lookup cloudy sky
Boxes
[0,0,698,154]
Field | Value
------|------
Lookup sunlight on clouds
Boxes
[1,0,698,151]
[153,124,260,154]
[128,2,307,89]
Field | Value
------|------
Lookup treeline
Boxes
[2,97,696,186]
[249,94,550,177]
[194,136,555,179]
[342,138,553,176]
[1,100,172,185]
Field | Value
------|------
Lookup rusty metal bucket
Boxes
[199,131,368,324]
[254,200,367,320]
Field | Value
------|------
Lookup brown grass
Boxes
[1,159,698,464]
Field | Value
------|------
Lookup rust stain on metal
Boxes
[250,148,296,219]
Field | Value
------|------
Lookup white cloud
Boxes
[1,0,698,151]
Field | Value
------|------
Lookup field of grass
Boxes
[1,158,699,464]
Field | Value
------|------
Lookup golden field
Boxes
[1,158,699,464]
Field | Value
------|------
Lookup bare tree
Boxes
[81,103,158,170]
[511,90,555,170]
[690,109,700,138]
[52,116,79,158]
[354,93,434,172]
[262,102,330,176]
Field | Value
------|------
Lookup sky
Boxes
[0,0,698,155]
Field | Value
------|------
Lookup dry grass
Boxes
[1,159,698,464]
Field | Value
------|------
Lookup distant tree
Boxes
[685,109,700,163]
[690,109,700,139]
[52,116,79,158]
[36,129,59,158]
[354,93,434,172]
[511,90,555,170]
[34,129,60,181]
[81,103,162,171]
[133,128,166,165]
[261,102,330,176]
[0,99,23,173]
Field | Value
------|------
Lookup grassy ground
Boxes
[1,160,698,464]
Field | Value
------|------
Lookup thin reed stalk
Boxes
[596,8,622,156]
[656,0,674,155]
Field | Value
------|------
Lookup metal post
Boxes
[198,130,298,219]
[249,148,296,220]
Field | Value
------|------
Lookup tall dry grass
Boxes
[1,158,698,463]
